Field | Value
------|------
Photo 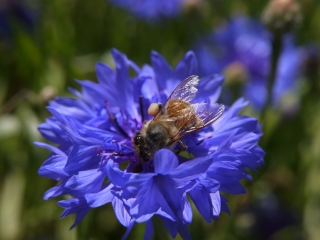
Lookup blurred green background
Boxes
[0,0,319,239]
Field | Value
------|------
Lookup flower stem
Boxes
[265,35,283,111]
[261,34,283,128]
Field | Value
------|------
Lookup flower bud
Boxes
[262,0,302,35]
[223,61,248,87]
[278,91,300,117]
[303,45,320,80]
[182,0,203,15]
[39,86,57,102]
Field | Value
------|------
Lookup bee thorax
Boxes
[146,124,170,150]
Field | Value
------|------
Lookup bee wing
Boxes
[170,102,225,143]
[167,75,200,103]
[193,102,225,126]
[151,75,224,142]
[153,75,200,121]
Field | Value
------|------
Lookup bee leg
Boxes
[175,140,187,155]
[178,140,187,150]
[177,140,193,159]
[112,152,125,156]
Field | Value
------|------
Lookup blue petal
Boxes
[220,182,246,195]
[189,185,211,222]
[140,65,159,100]
[155,176,181,210]
[49,96,95,123]
[211,151,240,165]
[169,155,212,185]
[195,175,221,192]
[47,107,123,145]
[223,117,259,133]
[129,179,176,222]
[154,149,178,174]
[177,222,191,240]
[64,169,107,197]
[210,191,221,217]
[232,131,261,150]
[180,195,192,223]
[112,196,133,227]
[34,142,66,156]
[44,185,65,200]
[121,221,135,240]
[35,142,69,179]
[143,220,154,240]
[76,80,107,108]
[194,74,224,104]
[151,51,173,91]
[38,154,69,179]
[273,36,303,106]
[213,98,248,130]
[111,48,140,119]
[159,216,178,239]
[173,51,198,80]
[209,127,260,153]
[207,161,244,183]
[214,116,258,139]
[64,145,101,174]
[96,62,116,87]
[244,80,267,110]
[216,129,238,151]
[220,194,230,214]
[38,118,69,144]
[231,149,265,170]
[85,184,114,207]
[109,162,155,198]
[110,0,182,21]
[58,198,91,229]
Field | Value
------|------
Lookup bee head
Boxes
[133,132,142,146]
[133,131,152,162]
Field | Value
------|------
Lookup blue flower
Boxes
[107,149,213,239]
[36,48,264,239]
[194,16,304,111]
[109,0,187,21]
[0,0,37,40]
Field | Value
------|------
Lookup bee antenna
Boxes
[105,101,130,139]
[139,95,145,122]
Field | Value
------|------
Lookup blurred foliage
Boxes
[0,0,320,239]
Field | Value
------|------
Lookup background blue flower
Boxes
[108,0,186,21]
[0,0,38,41]
[194,16,304,111]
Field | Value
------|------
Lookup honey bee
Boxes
[133,75,225,162]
